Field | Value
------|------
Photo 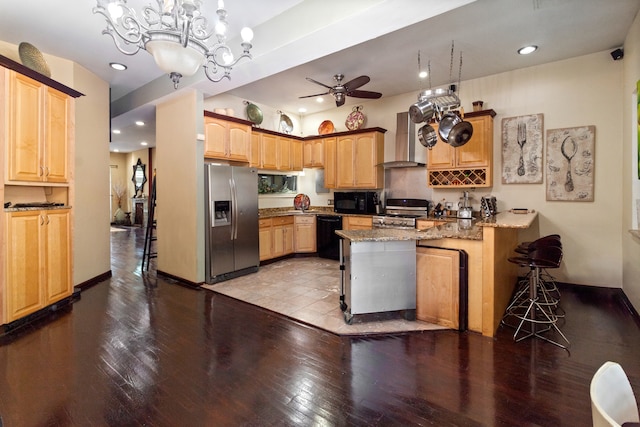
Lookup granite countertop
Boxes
[259,207,366,218]
[4,204,71,212]
[419,211,537,229]
[337,220,483,242]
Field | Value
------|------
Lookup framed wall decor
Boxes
[546,126,595,201]
[501,113,544,184]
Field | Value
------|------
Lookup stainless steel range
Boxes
[372,198,430,229]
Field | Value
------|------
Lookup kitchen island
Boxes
[337,211,537,336]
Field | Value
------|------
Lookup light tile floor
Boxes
[202,257,445,336]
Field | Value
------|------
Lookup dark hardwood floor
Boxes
[1,227,639,426]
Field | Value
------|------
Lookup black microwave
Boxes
[334,191,378,214]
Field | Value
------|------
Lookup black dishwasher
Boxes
[316,215,343,260]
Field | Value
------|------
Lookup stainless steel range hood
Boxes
[381,112,426,168]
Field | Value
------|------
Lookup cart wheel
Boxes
[344,311,353,325]
[340,301,347,312]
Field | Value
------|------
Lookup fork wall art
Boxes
[501,114,544,184]
[546,126,595,201]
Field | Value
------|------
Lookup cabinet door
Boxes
[312,139,324,167]
[303,140,314,168]
[44,87,70,183]
[44,210,71,304]
[259,226,273,261]
[6,72,44,182]
[353,133,380,188]
[204,118,227,159]
[227,122,250,162]
[344,216,372,230]
[426,122,455,169]
[283,224,295,255]
[324,137,337,188]
[250,131,261,168]
[336,136,354,188]
[455,115,492,168]
[290,140,303,171]
[272,225,285,257]
[416,247,460,329]
[294,217,316,253]
[5,211,43,322]
[277,136,291,170]
[260,133,278,170]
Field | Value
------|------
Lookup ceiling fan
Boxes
[299,74,382,107]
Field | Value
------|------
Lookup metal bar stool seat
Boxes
[503,246,570,349]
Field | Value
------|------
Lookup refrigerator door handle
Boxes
[230,178,238,240]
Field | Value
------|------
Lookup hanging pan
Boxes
[447,120,474,147]
[418,124,438,149]
[437,112,461,143]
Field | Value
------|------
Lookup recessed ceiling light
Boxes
[135,121,145,126]
[418,70,428,79]
[112,129,121,134]
[316,97,323,103]
[518,45,538,55]
[110,62,127,71]
[114,149,120,152]
[298,107,307,113]
[141,141,148,146]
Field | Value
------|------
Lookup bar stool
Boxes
[506,235,563,315]
[503,245,570,349]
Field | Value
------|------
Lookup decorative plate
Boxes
[18,42,51,77]
[318,120,335,135]
[293,193,311,211]
[279,111,293,134]
[244,101,263,125]
[345,105,365,131]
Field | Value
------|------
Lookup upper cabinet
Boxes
[427,110,496,188]
[253,129,303,172]
[303,138,324,168]
[325,129,385,189]
[204,112,251,162]
[5,71,72,183]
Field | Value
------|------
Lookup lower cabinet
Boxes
[416,219,446,230]
[294,215,316,253]
[343,216,373,230]
[4,209,71,323]
[415,246,461,330]
[259,216,294,261]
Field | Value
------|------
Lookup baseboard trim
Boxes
[74,270,112,291]
[157,270,202,290]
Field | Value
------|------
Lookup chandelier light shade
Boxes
[93,0,254,89]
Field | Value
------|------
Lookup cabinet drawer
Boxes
[346,216,372,227]
[294,215,316,225]
[272,216,294,226]
[259,218,272,228]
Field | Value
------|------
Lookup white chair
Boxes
[591,361,640,427]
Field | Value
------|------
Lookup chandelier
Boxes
[93,0,254,89]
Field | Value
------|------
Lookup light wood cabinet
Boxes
[294,215,316,253]
[323,137,337,188]
[343,216,372,230]
[250,131,261,168]
[260,132,278,170]
[204,114,251,162]
[277,136,292,171]
[427,110,495,188]
[416,219,446,230]
[291,139,303,171]
[335,130,384,189]
[5,209,71,322]
[416,246,461,329]
[259,216,295,260]
[5,71,71,183]
[303,138,324,168]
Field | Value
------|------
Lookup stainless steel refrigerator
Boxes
[205,163,259,283]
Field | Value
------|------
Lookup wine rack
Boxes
[428,168,490,187]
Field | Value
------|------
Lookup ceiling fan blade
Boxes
[347,89,382,99]
[299,92,330,99]
[343,75,370,91]
[305,77,333,89]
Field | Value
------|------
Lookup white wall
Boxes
[622,12,640,310]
